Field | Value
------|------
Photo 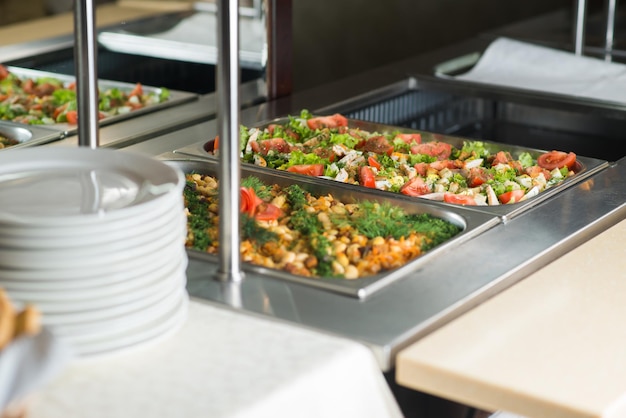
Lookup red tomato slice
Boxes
[255,203,282,221]
[22,79,35,95]
[491,151,512,166]
[306,114,348,130]
[65,110,78,125]
[286,164,324,177]
[258,138,291,155]
[410,142,452,160]
[443,193,477,206]
[240,187,264,217]
[53,102,69,120]
[467,167,491,187]
[359,166,376,188]
[129,82,143,97]
[413,162,429,177]
[0,65,9,81]
[498,190,525,204]
[537,151,577,170]
[240,187,254,215]
[367,155,381,170]
[400,176,430,196]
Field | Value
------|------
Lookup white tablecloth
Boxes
[29,299,402,418]
[450,37,626,104]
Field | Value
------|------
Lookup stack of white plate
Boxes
[0,147,189,359]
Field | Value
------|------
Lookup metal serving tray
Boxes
[173,117,609,220]
[97,10,266,70]
[164,156,499,299]
[4,66,198,134]
[0,121,64,149]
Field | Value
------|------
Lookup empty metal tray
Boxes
[0,121,64,149]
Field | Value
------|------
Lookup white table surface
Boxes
[28,298,402,418]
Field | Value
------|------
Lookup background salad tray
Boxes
[1,66,198,134]
[164,157,499,299]
[173,116,609,220]
[0,120,63,150]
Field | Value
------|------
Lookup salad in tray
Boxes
[210,110,579,206]
[0,64,170,125]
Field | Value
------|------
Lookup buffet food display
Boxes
[175,110,608,219]
[0,65,196,132]
[184,173,462,280]
[216,111,577,205]
[171,158,498,298]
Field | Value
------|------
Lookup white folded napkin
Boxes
[450,37,626,103]
[0,328,73,410]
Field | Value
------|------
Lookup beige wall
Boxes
[0,0,46,26]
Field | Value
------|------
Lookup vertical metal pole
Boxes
[605,0,617,62]
[74,0,100,148]
[574,0,587,56]
[216,0,244,282]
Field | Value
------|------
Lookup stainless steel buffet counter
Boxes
[1,0,624,375]
[120,76,625,372]
[3,6,625,418]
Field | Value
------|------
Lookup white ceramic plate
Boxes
[0,219,185,270]
[3,254,187,302]
[53,285,186,343]
[0,245,187,283]
[71,290,189,359]
[0,195,183,238]
[0,147,184,226]
[0,202,185,249]
[39,268,185,322]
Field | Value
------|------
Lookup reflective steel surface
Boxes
[110,30,626,371]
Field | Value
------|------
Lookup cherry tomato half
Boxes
[255,203,282,221]
[498,189,525,204]
[467,167,491,187]
[537,151,577,170]
[286,164,324,177]
[65,110,78,125]
[410,142,452,160]
[306,114,348,130]
[359,166,376,188]
[367,155,381,170]
[443,193,477,206]
[400,176,430,197]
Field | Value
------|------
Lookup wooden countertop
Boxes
[0,2,194,47]
[396,217,626,418]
